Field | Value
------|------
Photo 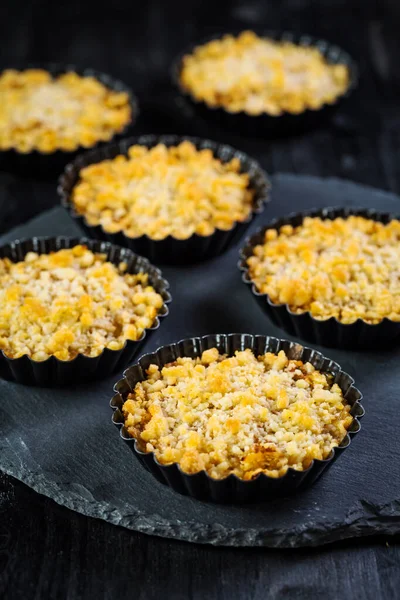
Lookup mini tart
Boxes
[0,237,171,386]
[0,245,164,361]
[123,348,353,480]
[239,208,400,349]
[178,31,350,116]
[59,135,271,265]
[0,67,137,155]
[70,141,254,240]
[111,334,364,502]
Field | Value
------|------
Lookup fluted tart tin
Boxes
[0,63,139,176]
[171,30,358,137]
[0,236,171,386]
[111,333,364,503]
[238,207,400,350]
[58,134,271,265]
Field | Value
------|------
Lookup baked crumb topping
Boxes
[0,69,131,153]
[180,31,349,116]
[247,215,400,324]
[0,246,164,361]
[71,141,255,240]
[123,348,353,480]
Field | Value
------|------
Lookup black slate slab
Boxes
[1,174,400,548]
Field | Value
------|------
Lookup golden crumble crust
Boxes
[71,141,255,240]
[122,348,353,480]
[247,215,400,324]
[0,69,132,153]
[0,245,164,361]
[180,31,349,116]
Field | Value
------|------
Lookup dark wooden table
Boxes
[1,1,400,598]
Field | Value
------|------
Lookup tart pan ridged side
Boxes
[110,333,364,503]
[58,134,271,265]
[0,63,139,176]
[171,31,358,137]
[0,237,171,387]
[238,207,400,350]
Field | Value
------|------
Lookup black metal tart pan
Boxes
[58,134,271,265]
[239,207,400,350]
[171,30,358,137]
[0,236,171,386]
[0,63,139,176]
[111,333,364,503]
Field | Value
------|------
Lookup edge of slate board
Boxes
[2,174,400,548]
[3,459,400,547]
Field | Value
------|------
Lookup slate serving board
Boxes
[1,174,400,548]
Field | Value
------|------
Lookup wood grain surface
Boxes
[1,0,400,598]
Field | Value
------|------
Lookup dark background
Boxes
[1,0,400,598]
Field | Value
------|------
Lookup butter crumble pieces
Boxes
[247,215,400,325]
[122,348,353,480]
[180,31,349,116]
[71,141,254,240]
[0,246,163,361]
[0,69,131,153]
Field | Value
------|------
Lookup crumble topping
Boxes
[71,141,255,240]
[0,245,164,361]
[0,69,132,153]
[247,215,400,324]
[180,31,349,116]
[123,348,353,480]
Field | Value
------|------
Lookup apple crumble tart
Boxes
[0,245,164,361]
[71,141,255,240]
[247,215,400,325]
[122,347,353,480]
[179,31,350,116]
[0,69,132,153]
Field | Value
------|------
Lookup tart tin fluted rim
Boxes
[110,333,364,503]
[171,30,358,135]
[0,63,139,172]
[0,236,171,387]
[238,207,400,350]
[58,134,271,265]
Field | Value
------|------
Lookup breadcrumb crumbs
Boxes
[123,348,353,480]
[0,245,164,361]
[180,31,349,116]
[0,69,132,153]
[247,215,400,324]
[71,141,254,240]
